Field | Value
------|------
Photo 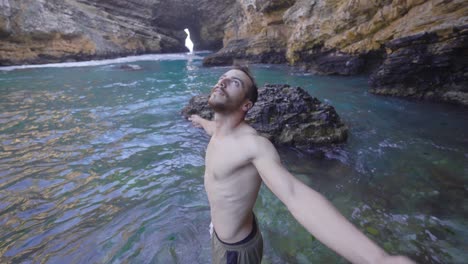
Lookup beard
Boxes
[208,91,239,113]
[208,93,229,112]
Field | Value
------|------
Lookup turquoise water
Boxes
[0,55,467,263]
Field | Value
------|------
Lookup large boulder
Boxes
[181,84,348,148]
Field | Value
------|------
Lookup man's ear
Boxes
[242,101,253,112]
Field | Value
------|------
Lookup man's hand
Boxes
[188,114,203,128]
[188,114,215,135]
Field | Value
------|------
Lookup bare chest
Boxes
[205,138,253,181]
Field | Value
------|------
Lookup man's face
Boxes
[208,69,253,113]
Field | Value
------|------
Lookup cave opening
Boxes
[184,28,194,53]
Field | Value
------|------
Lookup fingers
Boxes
[189,114,200,122]
[192,121,201,128]
[188,114,197,121]
[188,114,202,127]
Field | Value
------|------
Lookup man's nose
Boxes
[216,78,227,88]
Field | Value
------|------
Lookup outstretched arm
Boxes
[188,114,215,136]
[251,136,415,264]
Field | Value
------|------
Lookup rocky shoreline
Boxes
[202,0,467,107]
[368,26,468,106]
[182,84,348,149]
[1,0,466,106]
[0,0,233,66]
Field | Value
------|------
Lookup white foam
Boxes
[0,53,203,71]
[102,81,140,88]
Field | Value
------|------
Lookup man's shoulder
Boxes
[236,124,266,142]
[240,132,268,144]
[237,129,275,154]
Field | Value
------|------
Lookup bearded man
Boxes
[188,66,415,264]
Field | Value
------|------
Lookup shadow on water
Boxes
[0,57,467,263]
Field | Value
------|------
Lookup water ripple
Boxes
[1,60,466,263]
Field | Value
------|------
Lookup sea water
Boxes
[0,54,466,263]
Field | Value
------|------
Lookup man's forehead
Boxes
[222,69,244,77]
[222,69,253,87]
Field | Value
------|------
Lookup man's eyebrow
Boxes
[231,77,245,87]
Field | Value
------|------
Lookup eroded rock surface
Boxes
[181,84,348,148]
[203,0,468,106]
[2,0,466,105]
[0,0,234,65]
[369,26,468,106]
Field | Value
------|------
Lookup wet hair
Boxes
[232,64,258,106]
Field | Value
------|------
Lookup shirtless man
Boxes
[189,66,415,264]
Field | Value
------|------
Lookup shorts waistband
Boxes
[214,214,261,250]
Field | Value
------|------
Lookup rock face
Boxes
[181,84,348,148]
[203,0,293,66]
[203,0,468,106]
[0,0,234,65]
[369,26,468,106]
[2,0,466,105]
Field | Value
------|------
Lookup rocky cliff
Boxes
[0,0,234,65]
[1,0,466,105]
[204,0,468,106]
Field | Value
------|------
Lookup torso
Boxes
[204,124,262,243]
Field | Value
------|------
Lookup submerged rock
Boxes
[117,64,142,71]
[181,84,348,148]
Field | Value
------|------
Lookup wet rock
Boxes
[117,64,142,71]
[203,39,287,66]
[369,27,468,106]
[181,84,348,148]
[292,48,366,75]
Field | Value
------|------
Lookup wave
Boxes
[0,53,203,71]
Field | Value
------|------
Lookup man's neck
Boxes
[213,112,245,137]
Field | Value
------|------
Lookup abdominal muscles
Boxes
[205,165,261,242]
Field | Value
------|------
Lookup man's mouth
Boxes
[213,88,225,96]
